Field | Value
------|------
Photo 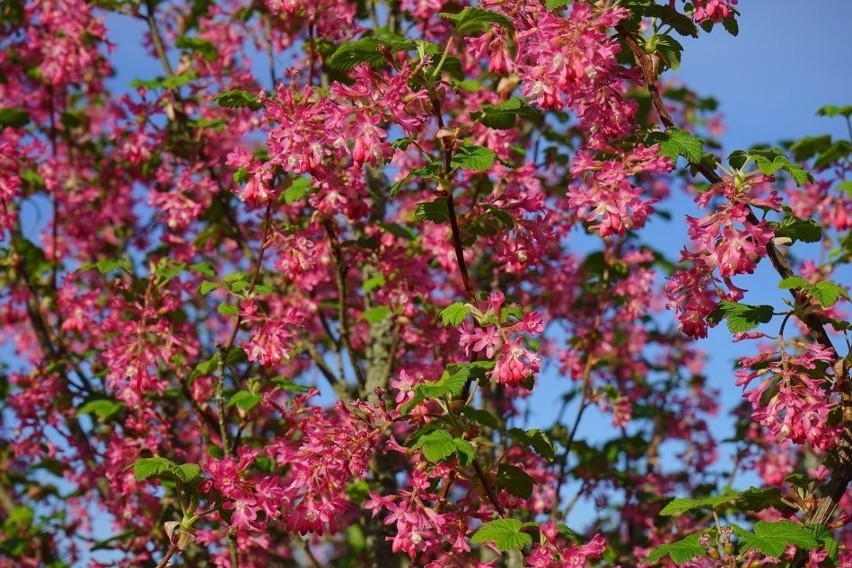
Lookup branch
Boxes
[618,25,851,534]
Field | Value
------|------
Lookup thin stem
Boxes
[155,543,179,568]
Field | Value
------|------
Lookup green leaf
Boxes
[0,108,30,129]
[817,105,852,118]
[653,35,684,71]
[94,258,132,274]
[440,7,513,36]
[363,273,385,292]
[214,89,262,111]
[171,463,202,484]
[190,262,216,278]
[415,199,450,223]
[77,399,124,421]
[218,303,239,316]
[460,407,500,429]
[451,145,496,171]
[508,428,556,461]
[453,438,476,466]
[327,38,387,70]
[133,457,178,481]
[775,216,822,243]
[440,302,470,326]
[707,300,774,334]
[811,281,848,308]
[198,280,219,295]
[737,487,785,512]
[734,520,818,558]
[414,429,456,463]
[497,464,536,499]
[471,519,532,552]
[362,305,391,323]
[722,15,739,36]
[471,98,540,130]
[655,127,703,163]
[401,361,494,414]
[283,177,311,204]
[646,532,706,563]
[814,140,852,169]
[659,494,739,516]
[175,35,218,61]
[271,376,311,393]
[229,390,262,411]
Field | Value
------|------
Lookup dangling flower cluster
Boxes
[690,0,738,24]
[240,301,305,367]
[666,176,781,338]
[268,400,388,535]
[736,342,841,452]
[0,135,22,232]
[483,0,635,144]
[458,292,543,387]
[567,144,672,237]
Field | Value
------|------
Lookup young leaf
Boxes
[229,390,262,412]
[471,518,532,551]
[659,494,739,516]
[451,145,496,171]
[775,217,822,243]
[361,305,391,323]
[452,438,476,466]
[646,532,706,563]
[734,520,818,557]
[810,280,849,308]
[440,302,470,326]
[283,177,311,204]
[460,406,500,429]
[413,429,456,463]
[655,128,703,163]
[133,457,178,481]
[508,428,556,461]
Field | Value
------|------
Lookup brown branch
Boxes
[618,24,850,539]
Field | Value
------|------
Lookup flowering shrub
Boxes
[0,1,850,567]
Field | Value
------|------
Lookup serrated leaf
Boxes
[817,105,852,118]
[175,36,218,61]
[440,302,470,326]
[414,429,456,463]
[708,300,774,334]
[471,518,532,551]
[190,262,216,278]
[779,276,810,290]
[735,520,818,557]
[440,7,512,36]
[362,305,391,323]
[811,280,848,308]
[508,428,556,461]
[453,438,476,466]
[327,38,387,70]
[401,361,494,414]
[94,258,132,274]
[737,487,785,512]
[77,399,124,420]
[657,128,703,163]
[497,464,536,499]
[171,463,202,484]
[653,35,683,71]
[133,457,177,481]
[214,89,262,111]
[363,273,385,292]
[451,145,496,171]
[646,532,706,563]
[229,390,262,411]
[415,199,450,223]
[659,494,738,516]
[776,216,822,243]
